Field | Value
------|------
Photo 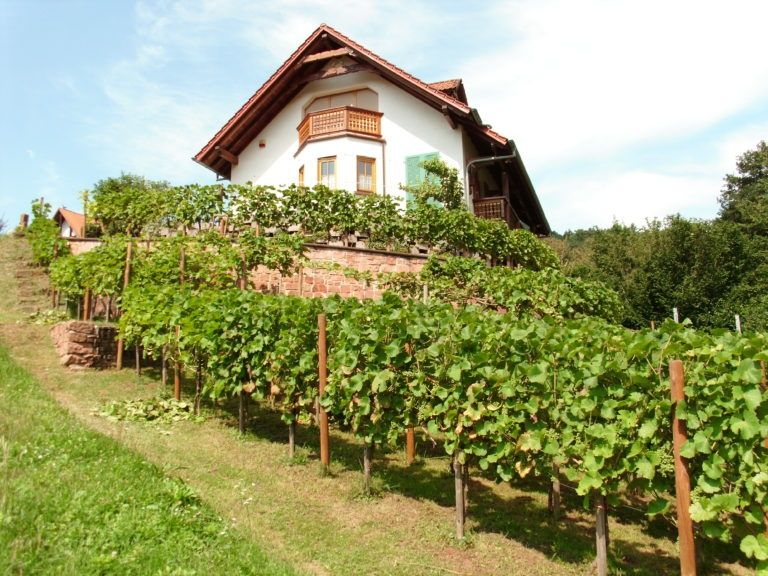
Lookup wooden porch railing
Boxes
[473,196,515,227]
[298,106,383,146]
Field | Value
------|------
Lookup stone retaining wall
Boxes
[67,239,428,300]
[251,244,426,299]
[50,321,118,368]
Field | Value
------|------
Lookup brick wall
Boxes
[251,244,426,299]
[67,239,427,300]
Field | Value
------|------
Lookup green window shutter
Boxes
[405,152,439,209]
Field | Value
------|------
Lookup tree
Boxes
[90,173,172,236]
[0,215,6,234]
[719,140,768,234]
[715,141,768,331]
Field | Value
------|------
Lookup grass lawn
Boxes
[0,235,751,575]
[0,344,297,575]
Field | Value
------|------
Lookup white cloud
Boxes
[542,169,720,231]
[716,122,768,176]
[461,0,768,171]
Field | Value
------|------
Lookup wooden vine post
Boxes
[363,443,374,495]
[82,288,91,321]
[670,359,697,576]
[115,241,132,370]
[454,452,465,540]
[318,313,330,471]
[406,428,416,465]
[548,472,561,521]
[50,243,59,308]
[238,254,247,434]
[761,361,768,457]
[595,494,608,576]
[403,289,430,466]
[173,245,185,402]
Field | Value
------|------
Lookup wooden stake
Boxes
[161,346,168,388]
[595,494,608,576]
[406,427,416,464]
[670,359,697,576]
[318,313,330,470]
[238,390,246,434]
[454,452,465,540]
[761,361,767,451]
[298,266,304,297]
[288,420,296,458]
[549,468,561,521]
[363,443,373,495]
[113,244,128,326]
[83,288,91,321]
[135,345,141,376]
[194,361,202,415]
[179,245,186,285]
[173,359,182,400]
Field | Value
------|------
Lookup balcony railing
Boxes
[298,106,383,146]
[474,196,515,227]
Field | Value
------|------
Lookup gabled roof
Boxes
[53,208,85,237]
[194,24,507,179]
[193,24,549,235]
[428,79,468,105]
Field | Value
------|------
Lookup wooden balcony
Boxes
[298,106,382,146]
[474,196,515,227]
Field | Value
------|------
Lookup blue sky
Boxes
[2,0,767,233]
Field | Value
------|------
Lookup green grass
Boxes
[0,345,299,576]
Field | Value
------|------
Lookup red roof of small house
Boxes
[53,208,85,237]
[428,79,468,104]
[193,24,549,235]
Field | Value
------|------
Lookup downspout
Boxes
[463,148,518,209]
[380,139,387,196]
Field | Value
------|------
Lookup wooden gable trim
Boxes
[303,47,353,64]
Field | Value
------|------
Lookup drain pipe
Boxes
[463,148,518,209]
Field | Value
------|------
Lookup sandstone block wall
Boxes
[68,239,428,300]
[50,321,118,368]
[251,244,427,299]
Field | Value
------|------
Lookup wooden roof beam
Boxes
[303,47,353,64]
[216,146,238,166]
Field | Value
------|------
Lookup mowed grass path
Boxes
[0,345,298,575]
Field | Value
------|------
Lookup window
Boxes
[317,157,336,188]
[304,88,378,115]
[405,152,439,208]
[298,165,304,187]
[357,156,375,194]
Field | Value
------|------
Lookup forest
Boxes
[548,141,768,332]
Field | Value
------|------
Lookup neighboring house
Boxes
[53,208,85,238]
[194,24,549,235]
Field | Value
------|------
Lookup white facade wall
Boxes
[231,71,466,209]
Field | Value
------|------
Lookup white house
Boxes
[53,208,85,238]
[194,24,549,235]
